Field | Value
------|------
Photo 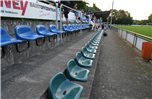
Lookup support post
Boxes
[60,4,63,31]
[55,2,59,29]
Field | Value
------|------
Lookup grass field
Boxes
[115,25,152,38]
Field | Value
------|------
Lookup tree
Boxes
[148,14,152,23]
[93,3,101,12]
[108,9,133,24]
[69,1,101,13]
[70,1,88,11]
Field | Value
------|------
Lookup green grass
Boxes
[115,25,152,38]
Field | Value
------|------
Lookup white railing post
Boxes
[55,2,58,29]
[133,34,137,47]
[60,4,63,31]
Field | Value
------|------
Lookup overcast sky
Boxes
[88,0,152,20]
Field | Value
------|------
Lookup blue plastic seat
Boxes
[50,25,65,34]
[75,52,93,68]
[15,25,44,41]
[85,24,91,29]
[76,25,82,30]
[75,24,81,30]
[81,47,96,59]
[65,59,90,82]
[63,25,74,32]
[72,25,79,31]
[77,24,83,30]
[0,27,22,47]
[70,25,78,31]
[36,25,57,36]
[48,72,83,99]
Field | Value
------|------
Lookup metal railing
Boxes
[59,3,82,30]
[113,26,152,52]
[113,26,152,42]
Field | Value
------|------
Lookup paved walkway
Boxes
[90,30,152,99]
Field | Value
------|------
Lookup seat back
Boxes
[48,72,67,98]
[63,25,68,30]
[86,44,90,48]
[75,52,82,60]
[70,25,74,29]
[67,59,76,72]
[82,47,87,52]
[15,25,32,35]
[50,25,57,32]
[36,25,48,34]
[0,27,12,42]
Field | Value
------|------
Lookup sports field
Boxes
[115,25,152,38]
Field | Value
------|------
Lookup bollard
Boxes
[142,42,152,61]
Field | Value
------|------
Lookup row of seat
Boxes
[0,24,91,47]
[46,30,103,99]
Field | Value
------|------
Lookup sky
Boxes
[88,0,152,20]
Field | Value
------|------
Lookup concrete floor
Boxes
[90,30,152,99]
[1,30,97,99]
[2,29,152,99]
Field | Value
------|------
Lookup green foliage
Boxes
[70,1,101,13]
[93,3,101,12]
[70,1,88,11]
[108,9,133,25]
[115,25,152,37]
[148,14,152,23]
[132,14,152,25]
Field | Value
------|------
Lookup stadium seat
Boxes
[75,24,81,31]
[76,24,82,30]
[48,72,83,99]
[89,41,99,46]
[90,38,100,44]
[0,27,22,47]
[69,25,78,32]
[72,24,80,31]
[85,44,97,54]
[15,25,44,41]
[63,25,74,32]
[86,43,98,50]
[36,25,57,36]
[78,24,83,30]
[81,47,96,59]
[75,52,93,68]
[49,25,65,34]
[65,59,90,82]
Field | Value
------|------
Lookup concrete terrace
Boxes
[2,29,152,99]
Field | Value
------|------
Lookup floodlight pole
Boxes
[110,0,114,25]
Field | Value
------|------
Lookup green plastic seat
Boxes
[89,41,99,46]
[48,72,83,99]
[85,45,97,54]
[89,40,99,46]
[87,43,98,50]
[90,40,100,45]
[65,59,90,82]
[75,52,93,68]
[81,47,96,59]
[92,39,100,43]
